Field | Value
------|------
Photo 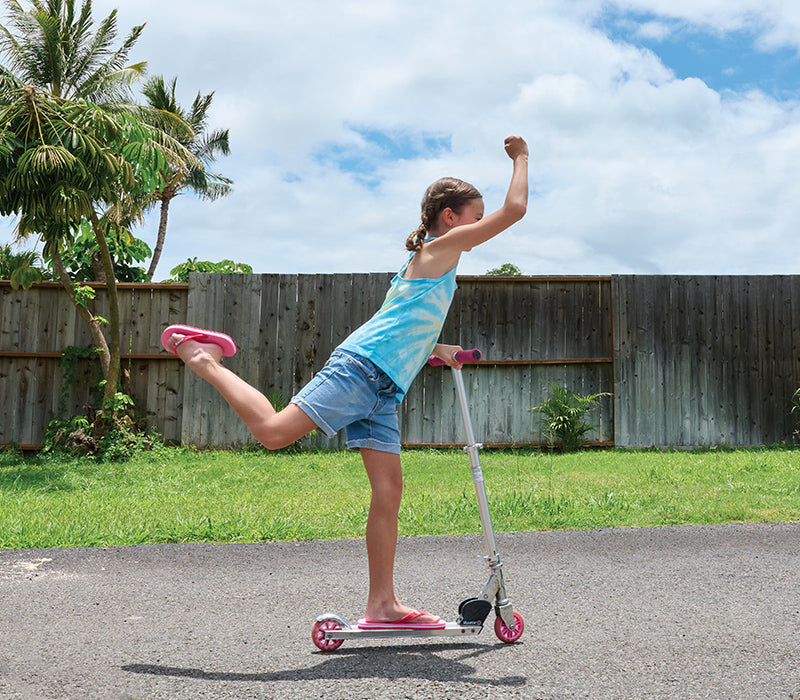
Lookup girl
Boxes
[164,135,528,629]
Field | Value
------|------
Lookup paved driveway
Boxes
[0,523,798,699]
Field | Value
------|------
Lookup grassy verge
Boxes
[0,446,798,549]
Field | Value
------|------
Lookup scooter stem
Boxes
[452,367,514,629]
[452,367,499,562]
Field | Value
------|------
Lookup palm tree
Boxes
[0,84,172,409]
[141,75,232,280]
[0,0,146,103]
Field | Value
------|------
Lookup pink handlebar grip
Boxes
[427,348,482,367]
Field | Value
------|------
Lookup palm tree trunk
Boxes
[146,195,171,280]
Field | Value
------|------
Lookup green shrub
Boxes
[485,262,522,276]
[44,348,157,461]
[165,257,253,283]
[531,383,611,452]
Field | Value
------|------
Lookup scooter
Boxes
[312,349,524,651]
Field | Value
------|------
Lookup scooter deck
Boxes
[319,619,484,641]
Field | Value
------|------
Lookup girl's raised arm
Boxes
[438,136,528,253]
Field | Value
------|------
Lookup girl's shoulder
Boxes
[402,244,460,280]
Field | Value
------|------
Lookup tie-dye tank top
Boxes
[337,255,458,400]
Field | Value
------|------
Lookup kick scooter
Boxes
[312,349,524,651]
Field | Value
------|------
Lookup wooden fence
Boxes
[613,275,800,447]
[0,281,188,447]
[0,274,613,449]
[180,274,613,449]
[2,273,798,450]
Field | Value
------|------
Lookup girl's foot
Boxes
[161,324,237,357]
[363,603,441,626]
[167,333,224,376]
[358,608,445,630]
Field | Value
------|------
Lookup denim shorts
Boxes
[290,349,401,454]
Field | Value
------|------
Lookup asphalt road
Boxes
[0,523,798,700]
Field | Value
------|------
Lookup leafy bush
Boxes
[53,221,152,282]
[0,243,47,289]
[531,383,611,452]
[165,257,253,283]
[44,348,156,461]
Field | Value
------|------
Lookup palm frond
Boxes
[141,75,180,115]
[188,90,213,132]
[134,102,194,141]
[195,128,230,161]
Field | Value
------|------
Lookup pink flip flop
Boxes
[357,609,445,630]
[161,324,237,357]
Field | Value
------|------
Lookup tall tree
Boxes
[0,83,171,410]
[141,75,232,280]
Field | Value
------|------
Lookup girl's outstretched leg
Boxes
[169,334,317,449]
[360,448,441,624]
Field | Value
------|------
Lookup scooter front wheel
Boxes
[312,619,344,651]
[494,610,525,643]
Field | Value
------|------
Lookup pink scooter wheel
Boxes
[312,619,344,651]
[494,610,525,643]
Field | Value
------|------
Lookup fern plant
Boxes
[531,383,611,452]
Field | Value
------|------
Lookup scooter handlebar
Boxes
[427,348,482,367]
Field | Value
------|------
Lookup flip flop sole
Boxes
[356,620,447,630]
[161,324,237,357]
[356,610,445,630]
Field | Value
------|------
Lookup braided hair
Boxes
[405,177,482,252]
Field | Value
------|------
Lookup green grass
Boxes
[0,446,798,549]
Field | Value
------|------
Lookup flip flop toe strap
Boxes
[173,333,206,349]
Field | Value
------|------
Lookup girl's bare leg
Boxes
[360,447,440,623]
[170,334,317,449]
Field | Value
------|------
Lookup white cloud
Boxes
[635,20,677,41]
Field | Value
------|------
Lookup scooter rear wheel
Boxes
[312,619,344,651]
[494,610,525,643]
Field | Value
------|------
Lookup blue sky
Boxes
[3,0,800,277]
[313,128,453,189]
[598,8,800,97]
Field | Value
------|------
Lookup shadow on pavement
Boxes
[122,641,528,688]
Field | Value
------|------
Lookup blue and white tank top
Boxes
[337,255,458,399]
